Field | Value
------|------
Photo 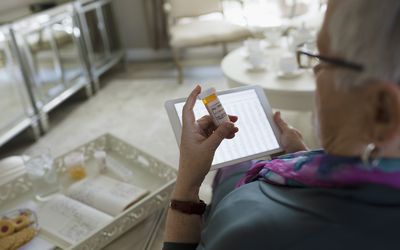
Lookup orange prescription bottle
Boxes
[198,87,230,126]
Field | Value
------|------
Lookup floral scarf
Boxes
[236,150,400,189]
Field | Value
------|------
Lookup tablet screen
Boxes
[174,89,280,166]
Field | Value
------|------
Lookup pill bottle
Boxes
[94,150,107,174]
[94,150,134,182]
[198,87,230,126]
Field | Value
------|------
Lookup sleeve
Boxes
[163,242,198,250]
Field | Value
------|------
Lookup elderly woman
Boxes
[164,0,400,249]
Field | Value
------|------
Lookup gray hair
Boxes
[328,0,400,89]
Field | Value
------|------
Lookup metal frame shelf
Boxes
[0,25,40,147]
[0,0,125,145]
[75,0,125,91]
[11,3,93,132]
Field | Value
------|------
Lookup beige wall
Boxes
[0,0,158,61]
[0,0,152,49]
[0,0,42,10]
[113,0,152,49]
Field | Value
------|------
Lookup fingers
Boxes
[274,111,305,140]
[197,115,214,131]
[273,111,290,133]
[197,115,238,131]
[206,122,239,150]
[293,128,303,138]
[229,115,238,123]
[182,85,201,125]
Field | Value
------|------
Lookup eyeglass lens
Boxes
[299,53,320,68]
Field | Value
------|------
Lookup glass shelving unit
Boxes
[11,3,92,131]
[0,25,40,147]
[75,0,124,91]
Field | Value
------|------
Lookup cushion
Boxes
[169,0,222,18]
[170,20,251,48]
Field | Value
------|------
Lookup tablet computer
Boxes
[165,85,283,170]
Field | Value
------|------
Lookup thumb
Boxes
[206,122,236,150]
[274,111,290,133]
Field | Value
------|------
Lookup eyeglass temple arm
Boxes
[297,50,364,71]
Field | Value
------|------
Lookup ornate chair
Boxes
[164,0,251,83]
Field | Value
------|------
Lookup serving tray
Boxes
[0,134,177,249]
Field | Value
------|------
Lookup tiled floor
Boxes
[0,57,318,249]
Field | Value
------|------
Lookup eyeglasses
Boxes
[296,45,364,72]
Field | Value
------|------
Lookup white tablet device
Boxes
[165,85,283,170]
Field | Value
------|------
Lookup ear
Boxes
[365,82,400,147]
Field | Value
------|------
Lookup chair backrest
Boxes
[168,0,223,19]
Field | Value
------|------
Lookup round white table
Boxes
[221,46,316,112]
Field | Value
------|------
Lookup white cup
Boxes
[289,24,314,52]
[249,53,265,68]
[264,27,281,47]
[244,39,262,55]
[279,54,298,73]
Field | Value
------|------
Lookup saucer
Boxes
[246,64,266,72]
[276,70,303,79]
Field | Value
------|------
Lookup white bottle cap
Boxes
[64,152,84,167]
[198,87,216,100]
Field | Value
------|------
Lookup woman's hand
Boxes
[173,86,238,201]
[274,111,309,153]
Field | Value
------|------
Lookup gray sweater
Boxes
[198,180,400,250]
[164,169,400,250]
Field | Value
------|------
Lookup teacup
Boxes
[279,54,298,74]
[264,27,281,47]
[244,39,263,55]
[289,23,314,52]
[249,53,265,69]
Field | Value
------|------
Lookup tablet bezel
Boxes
[165,85,283,170]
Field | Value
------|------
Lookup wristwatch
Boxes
[170,199,207,215]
